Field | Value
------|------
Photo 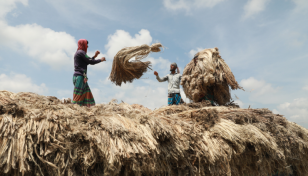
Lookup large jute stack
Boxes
[109,43,163,86]
[181,47,243,105]
[0,91,307,176]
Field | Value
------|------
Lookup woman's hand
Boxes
[101,57,106,62]
[154,71,158,76]
[94,51,100,58]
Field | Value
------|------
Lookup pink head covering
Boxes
[77,39,88,53]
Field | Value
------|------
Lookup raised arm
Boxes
[91,51,106,64]
[154,71,168,82]
[78,52,102,65]
[156,75,168,82]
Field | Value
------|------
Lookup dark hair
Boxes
[87,40,88,44]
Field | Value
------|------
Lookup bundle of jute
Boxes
[109,43,163,86]
[0,91,307,176]
[181,47,243,105]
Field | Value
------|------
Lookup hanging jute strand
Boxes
[181,47,244,105]
[109,43,163,86]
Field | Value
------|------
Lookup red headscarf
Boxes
[77,39,88,53]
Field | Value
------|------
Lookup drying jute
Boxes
[0,91,307,176]
[181,47,243,105]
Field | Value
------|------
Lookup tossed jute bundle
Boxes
[109,43,163,86]
[0,91,307,176]
[181,47,243,105]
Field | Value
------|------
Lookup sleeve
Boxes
[156,75,168,82]
[78,52,101,65]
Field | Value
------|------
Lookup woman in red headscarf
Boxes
[72,39,106,107]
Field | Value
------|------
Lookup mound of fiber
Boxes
[181,47,243,105]
[109,43,163,86]
[0,91,307,176]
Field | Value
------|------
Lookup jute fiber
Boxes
[109,43,163,86]
[0,91,307,176]
[181,47,243,105]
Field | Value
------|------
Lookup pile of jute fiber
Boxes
[109,43,163,86]
[0,91,307,176]
[181,47,243,105]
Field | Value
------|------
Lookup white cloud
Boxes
[57,90,71,99]
[189,47,203,58]
[45,0,120,28]
[96,77,110,86]
[234,100,244,108]
[12,12,22,17]
[240,77,282,104]
[0,73,47,94]
[243,0,270,19]
[272,109,279,114]
[91,88,107,104]
[276,98,308,122]
[163,0,225,12]
[282,31,308,47]
[145,57,171,70]
[127,86,167,109]
[0,22,76,69]
[241,77,278,96]
[292,0,308,14]
[303,86,308,91]
[0,0,77,70]
[105,29,152,59]
[91,77,191,109]
[0,0,28,19]
[91,80,168,109]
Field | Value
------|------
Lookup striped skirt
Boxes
[72,76,95,107]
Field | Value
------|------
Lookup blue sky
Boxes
[0,0,308,127]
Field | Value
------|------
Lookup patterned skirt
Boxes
[72,76,95,107]
[168,93,183,105]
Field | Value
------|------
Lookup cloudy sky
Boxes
[0,0,307,127]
